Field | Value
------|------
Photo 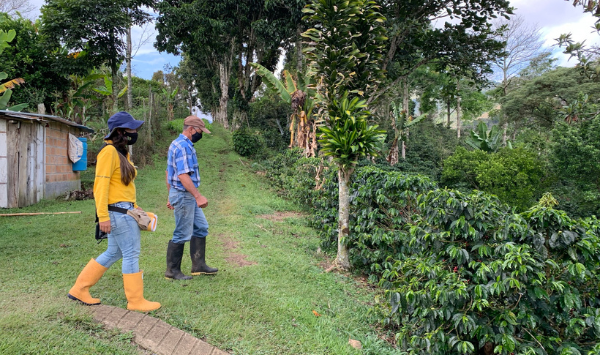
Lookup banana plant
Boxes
[250,62,321,156]
[465,121,511,152]
[387,101,426,164]
[0,29,27,112]
[93,74,128,114]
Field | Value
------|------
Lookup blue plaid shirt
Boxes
[167,134,200,191]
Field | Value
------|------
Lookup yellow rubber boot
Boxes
[123,271,161,312]
[68,258,108,305]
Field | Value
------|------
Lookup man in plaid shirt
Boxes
[164,116,218,280]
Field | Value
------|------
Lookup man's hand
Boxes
[195,194,208,208]
[136,206,143,211]
[99,220,111,233]
[166,200,174,210]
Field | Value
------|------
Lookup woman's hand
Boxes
[99,220,111,233]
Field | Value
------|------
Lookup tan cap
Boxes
[184,115,211,134]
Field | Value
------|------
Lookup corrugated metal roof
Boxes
[0,110,95,133]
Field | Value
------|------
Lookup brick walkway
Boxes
[93,305,229,355]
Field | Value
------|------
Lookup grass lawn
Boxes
[0,125,395,355]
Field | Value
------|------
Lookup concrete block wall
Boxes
[0,119,7,208]
[45,122,80,198]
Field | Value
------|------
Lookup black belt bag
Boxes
[95,205,129,242]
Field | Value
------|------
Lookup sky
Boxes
[25,0,600,79]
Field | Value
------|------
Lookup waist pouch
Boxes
[95,205,154,242]
[125,208,152,231]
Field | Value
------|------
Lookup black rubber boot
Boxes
[190,237,218,275]
[165,241,192,280]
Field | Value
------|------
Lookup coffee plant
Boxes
[376,189,600,355]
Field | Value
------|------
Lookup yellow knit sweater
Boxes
[94,143,138,222]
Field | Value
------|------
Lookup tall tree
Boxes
[0,0,35,18]
[156,0,304,128]
[41,0,151,114]
[492,14,546,143]
[233,1,306,127]
[372,0,512,162]
[492,15,545,96]
[501,66,599,128]
[304,0,387,269]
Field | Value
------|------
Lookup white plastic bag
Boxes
[68,133,83,163]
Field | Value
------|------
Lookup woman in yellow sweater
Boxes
[67,111,160,312]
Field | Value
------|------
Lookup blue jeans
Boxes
[95,202,141,274]
[169,189,209,244]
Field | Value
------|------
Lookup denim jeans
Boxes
[169,188,209,244]
[95,202,141,274]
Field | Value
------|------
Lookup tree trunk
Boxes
[401,140,406,160]
[402,77,409,116]
[296,25,303,74]
[126,26,133,111]
[111,65,118,114]
[447,101,451,127]
[275,118,284,136]
[502,122,508,145]
[218,61,230,129]
[232,108,248,129]
[336,167,353,270]
[386,138,399,166]
[402,78,409,160]
[456,80,461,138]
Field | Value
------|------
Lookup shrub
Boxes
[232,127,265,157]
[375,189,600,354]
[167,118,184,133]
[312,166,437,279]
[442,146,546,211]
[550,118,600,217]
[260,148,331,207]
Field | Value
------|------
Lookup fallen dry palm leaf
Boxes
[0,78,25,93]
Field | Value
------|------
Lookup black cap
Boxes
[104,111,144,139]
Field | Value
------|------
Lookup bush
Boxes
[550,118,600,217]
[374,189,600,354]
[258,148,330,207]
[442,146,547,211]
[232,127,265,157]
[263,148,600,354]
[312,166,437,279]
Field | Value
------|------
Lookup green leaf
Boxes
[7,103,28,112]
[250,63,291,104]
[0,89,12,109]
[117,85,128,99]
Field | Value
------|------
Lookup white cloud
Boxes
[510,0,599,66]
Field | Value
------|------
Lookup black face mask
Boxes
[124,132,138,145]
[191,131,203,143]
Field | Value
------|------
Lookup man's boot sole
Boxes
[164,275,192,280]
[190,271,218,275]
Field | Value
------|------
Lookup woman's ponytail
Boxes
[109,129,136,186]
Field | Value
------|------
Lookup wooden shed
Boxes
[0,110,93,208]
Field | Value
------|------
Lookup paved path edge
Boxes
[92,305,229,355]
